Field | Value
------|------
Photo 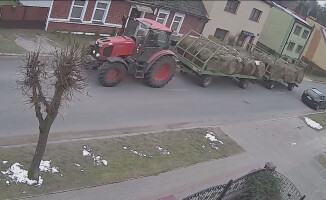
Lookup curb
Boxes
[0,52,25,57]
[0,52,53,59]
[304,75,326,84]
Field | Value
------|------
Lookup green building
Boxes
[257,3,313,59]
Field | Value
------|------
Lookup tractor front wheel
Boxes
[145,56,176,88]
[98,62,126,87]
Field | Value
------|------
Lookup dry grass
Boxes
[0,128,243,199]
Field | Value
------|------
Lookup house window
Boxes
[156,9,170,25]
[214,28,228,41]
[287,42,295,51]
[92,1,111,24]
[295,45,303,53]
[302,30,309,39]
[70,0,87,20]
[249,8,262,22]
[170,13,185,34]
[224,0,240,14]
[293,26,302,35]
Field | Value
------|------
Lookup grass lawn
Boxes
[0,28,96,54]
[306,112,326,130]
[0,29,27,53]
[315,153,326,169]
[0,0,19,6]
[0,128,243,199]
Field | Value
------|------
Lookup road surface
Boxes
[0,57,324,137]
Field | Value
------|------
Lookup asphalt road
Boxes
[0,57,325,137]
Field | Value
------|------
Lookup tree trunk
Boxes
[28,122,51,180]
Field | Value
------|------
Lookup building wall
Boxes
[202,0,271,47]
[282,22,311,59]
[48,0,206,37]
[258,7,294,54]
[303,18,326,70]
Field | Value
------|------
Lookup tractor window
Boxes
[144,29,169,49]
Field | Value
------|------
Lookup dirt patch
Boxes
[0,127,243,199]
[14,34,60,54]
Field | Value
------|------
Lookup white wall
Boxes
[202,0,272,47]
[20,0,52,7]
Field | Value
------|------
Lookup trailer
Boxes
[175,31,259,89]
[251,45,307,91]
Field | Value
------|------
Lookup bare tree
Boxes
[17,42,87,180]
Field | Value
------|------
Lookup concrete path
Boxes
[25,116,326,200]
[15,34,59,54]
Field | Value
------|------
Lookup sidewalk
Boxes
[22,116,326,200]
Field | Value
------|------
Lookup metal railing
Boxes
[183,166,305,200]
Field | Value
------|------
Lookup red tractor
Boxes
[87,17,176,88]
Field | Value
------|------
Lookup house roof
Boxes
[129,0,208,18]
[137,18,172,32]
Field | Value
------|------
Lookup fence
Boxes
[182,163,305,200]
[0,5,49,29]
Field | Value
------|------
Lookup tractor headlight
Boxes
[96,53,100,57]
[98,43,103,47]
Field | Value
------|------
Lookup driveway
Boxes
[0,57,325,138]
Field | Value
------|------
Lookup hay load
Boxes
[177,36,304,83]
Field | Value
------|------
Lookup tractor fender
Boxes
[106,57,128,71]
[146,50,176,70]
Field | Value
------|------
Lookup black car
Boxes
[302,88,326,110]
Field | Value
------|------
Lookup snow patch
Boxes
[156,146,170,155]
[39,160,59,173]
[1,161,59,187]
[2,161,8,164]
[102,160,108,166]
[75,163,81,167]
[123,146,152,157]
[291,142,297,147]
[1,163,38,186]
[82,145,108,166]
[204,131,224,150]
[83,149,91,156]
[304,117,323,130]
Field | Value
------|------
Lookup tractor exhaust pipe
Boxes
[119,15,128,36]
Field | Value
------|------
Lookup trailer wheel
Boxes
[238,79,250,89]
[287,83,295,91]
[145,56,176,88]
[98,62,126,87]
[198,75,213,87]
[265,81,275,90]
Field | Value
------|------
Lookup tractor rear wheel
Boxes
[98,62,126,87]
[145,56,176,88]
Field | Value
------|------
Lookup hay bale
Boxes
[220,56,239,75]
[243,60,256,76]
[295,67,304,83]
[179,36,196,50]
[284,66,297,83]
[234,62,244,74]
[197,48,213,61]
[254,61,266,78]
